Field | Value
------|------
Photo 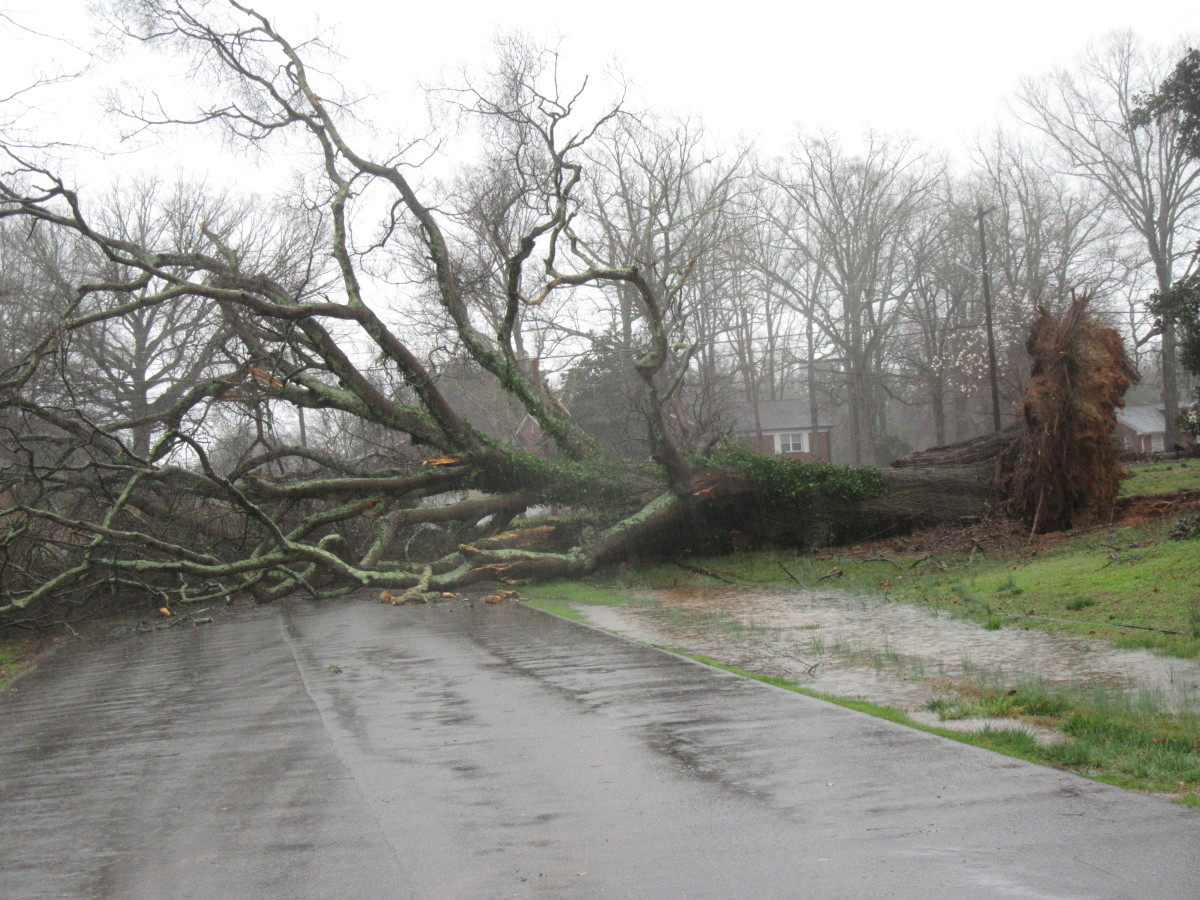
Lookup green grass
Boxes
[0,636,53,692]
[1121,458,1200,497]
[0,641,19,691]
[520,580,644,622]
[925,681,1070,720]
[522,581,781,642]
[892,520,1200,654]
[925,679,1200,798]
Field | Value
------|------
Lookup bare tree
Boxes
[892,194,985,447]
[741,180,836,452]
[575,114,754,451]
[1016,32,1200,447]
[767,133,941,464]
[973,132,1119,319]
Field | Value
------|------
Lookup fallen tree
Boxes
[0,5,1135,624]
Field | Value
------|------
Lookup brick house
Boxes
[731,399,833,461]
[1115,404,1195,454]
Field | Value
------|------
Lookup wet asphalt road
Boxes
[2,599,1198,899]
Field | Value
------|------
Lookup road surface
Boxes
[2,597,1197,898]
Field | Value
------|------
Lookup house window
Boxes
[777,431,809,454]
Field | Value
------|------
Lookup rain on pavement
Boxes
[1,597,1197,898]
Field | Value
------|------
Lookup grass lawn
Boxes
[1120,457,1200,496]
[517,581,646,622]
[893,520,1200,655]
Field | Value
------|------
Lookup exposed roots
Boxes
[996,293,1138,533]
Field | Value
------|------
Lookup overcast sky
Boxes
[3,0,1199,173]
[322,0,1200,152]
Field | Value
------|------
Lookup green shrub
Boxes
[700,440,888,503]
[1169,515,1200,541]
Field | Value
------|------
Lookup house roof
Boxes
[1117,405,1167,435]
[730,399,830,433]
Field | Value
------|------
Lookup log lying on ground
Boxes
[591,294,1135,556]
[722,464,998,549]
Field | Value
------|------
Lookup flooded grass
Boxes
[619,517,1200,657]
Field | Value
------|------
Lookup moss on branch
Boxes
[470,449,650,509]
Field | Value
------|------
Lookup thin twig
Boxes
[777,561,804,585]
[779,651,820,677]
[910,554,947,571]
[1011,612,1183,635]
[674,560,741,584]
[864,557,902,568]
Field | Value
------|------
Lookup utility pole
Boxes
[977,204,1002,432]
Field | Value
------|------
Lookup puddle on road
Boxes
[572,588,1200,732]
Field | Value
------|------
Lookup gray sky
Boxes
[3,0,1198,172]
[278,0,1199,151]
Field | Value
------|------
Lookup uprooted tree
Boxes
[995,297,1139,532]
[0,3,1137,623]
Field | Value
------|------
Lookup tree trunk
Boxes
[930,372,947,448]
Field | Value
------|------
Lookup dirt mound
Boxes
[815,516,1028,561]
[1115,488,1200,526]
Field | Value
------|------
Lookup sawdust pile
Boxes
[996,293,1138,533]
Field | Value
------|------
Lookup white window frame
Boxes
[776,431,810,454]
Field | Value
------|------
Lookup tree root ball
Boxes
[995,293,1138,533]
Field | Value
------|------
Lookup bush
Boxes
[1169,515,1200,541]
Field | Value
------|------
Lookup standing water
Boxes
[574,587,1200,728]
